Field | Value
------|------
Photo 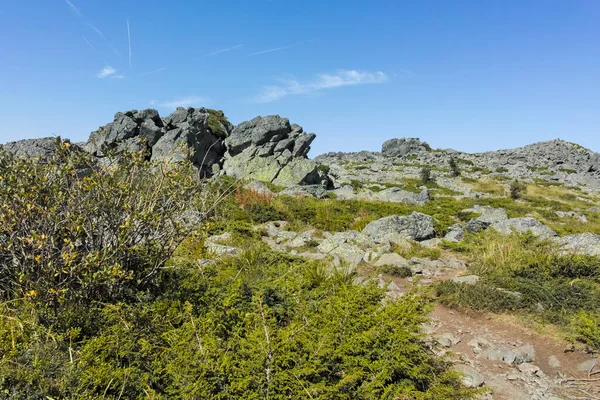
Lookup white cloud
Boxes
[157,96,208,109]
[206,44,243,56]
[255,70,388,103]
[111,75,125,80]
[97,66,117,78]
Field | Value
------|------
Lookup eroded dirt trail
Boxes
[426,304,600,399]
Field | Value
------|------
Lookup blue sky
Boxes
[0,0,599,156]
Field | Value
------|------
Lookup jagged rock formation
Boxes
[85,107,233,174]
[1,137,82,159]
[381,138,431,157]
[222,115,324,187]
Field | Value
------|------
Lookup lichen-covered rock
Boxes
[373,187,430,204]
[362,212,435,243]
[222,115,323,186]
[381,138,431,157]
[85,107,232,174]
[556,232,600,256]
[444,224,465,242]
[491,217,557,238]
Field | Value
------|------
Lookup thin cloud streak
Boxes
[64,0,81,16]
[127,19,132,68]
[255,70,388,103]
[137,67,167,77]
[157,96,208,109]
[82,36,96,51]
[206,44,244,56]
[244,45,291,57]
[97,66,117,78]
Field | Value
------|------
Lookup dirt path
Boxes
[428,304,600,399]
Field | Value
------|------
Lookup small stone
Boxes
[517,363,540,374]
[451,275,480,285]
[548,355,561,368]
[453,364,485,388]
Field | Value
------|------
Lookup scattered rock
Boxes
[205,242,238,256]
[517,363,540,374]
[434,332,461,348]
[362,212,435,243]
[490,218,557,238]
[453,364,485,388]
[373,187,430,204]
[280,184,328,199]
[556,232,600,256]
[374,253,409,268]
[444,224,465,243]
[548,356,561,368]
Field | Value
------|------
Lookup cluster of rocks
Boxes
[316,137,600,193]
[2,108,325,186]
[222,116,327,186]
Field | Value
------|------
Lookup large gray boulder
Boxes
[556,233,600,256]
[465,206,509,233]
[491,217,557,238]
[362,212,435,243]
[2,137,82,159]
[381,138,431,157]
[222,116,323,187]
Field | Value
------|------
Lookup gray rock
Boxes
[453,364,485,388]
[2,137,82,159]
[483,344,535,365]
[466,218,489,234]
[286,230,317,248]
[548,356,561,368]
[373,187,430,204]
[222,115,324,187]
[491,218,557,238]
[205,242,238,256]
[362,212,435,243]
[85,107,232,174]
[444,224,465,242]
[434,332,461,348]
[316,231,367,264]
[557,232,600,256]
[517,363,540,374]
[381,138,431,157]
[451,275,480,285]
[374,253,409,268]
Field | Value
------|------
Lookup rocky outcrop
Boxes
[222,116,324,187]
[85,107,233,174]
[381,138,431,157]
[2,137,82,159]
[362,212,435,243]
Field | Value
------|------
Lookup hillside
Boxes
[1,108,600,399]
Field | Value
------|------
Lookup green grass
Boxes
[207,109,231,139]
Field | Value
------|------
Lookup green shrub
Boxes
[449,157,460,177]
[376,264,413,277]
[0,141,203,311]
[420,166,434,184]
[509,180,526,199]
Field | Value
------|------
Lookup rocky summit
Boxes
[3,107,600,400]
